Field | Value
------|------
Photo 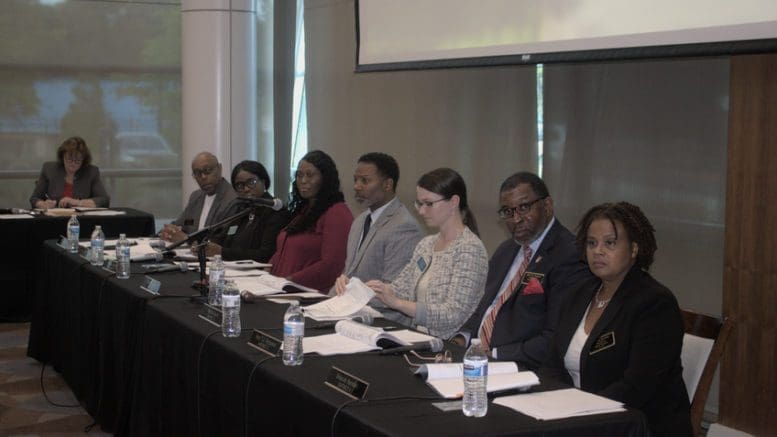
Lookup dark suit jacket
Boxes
[172,178,237,234]
[542,266,692,436]
[460,219,590,369]
[211,193,291,263]
[29,162,110,207]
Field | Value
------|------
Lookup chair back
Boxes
[680,309,733,437]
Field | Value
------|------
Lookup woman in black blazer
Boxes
[197,160,290,263]
[542,202,692,436]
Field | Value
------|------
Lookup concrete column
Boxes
[181,0,256,205]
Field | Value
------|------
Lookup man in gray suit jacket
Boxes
[160,152,237,242]
[334,153,423,294]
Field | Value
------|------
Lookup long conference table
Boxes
[0,208,155,321]
[27,240,649,436]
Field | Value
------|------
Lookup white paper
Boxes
[302,320,436,356]
[426,372,540,399]
[224,268,267,277]
[223,259,271,269]
[80,210,126,216]
[493,388,626,420]
[302,278,375,320]
[303,333,380,355]
[415,362,519,380]
[0,214,35,219]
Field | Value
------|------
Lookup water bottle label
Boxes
[222,294,240,308]
[463,362,487,377]
[69,225,79,237]
[284,322,304,336]
[209,270,223,284]
[92,240,103,248]
[120,247,130,257]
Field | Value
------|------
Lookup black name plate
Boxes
[247,330,282,357]
[102,259,117,273]
[325,366,369,400]
[140,275,161,295]
[198,304,222,327]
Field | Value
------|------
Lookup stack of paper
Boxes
[303,277,375,321]
[416,362,540,399]
[303,319,436,355]
[493,388,625,420]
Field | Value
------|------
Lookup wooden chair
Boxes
[681,309,734,437]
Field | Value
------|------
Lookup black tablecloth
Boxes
[28,242,649,436]
[1,208,155,321]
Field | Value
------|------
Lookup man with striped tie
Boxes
[453,172,590,369]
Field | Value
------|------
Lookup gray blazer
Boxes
[172,178,237,234]
[387,227,488,339]
[343,198,424,283]
[30,161,110,208]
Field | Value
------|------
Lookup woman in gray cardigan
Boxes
[367,168,487,339]
[30,136,110,209]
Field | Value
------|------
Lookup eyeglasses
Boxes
[234,178,259,191]
[414,198,449,210]
[402,350,453,367]
[497,196,547,220]
[64,155,83,163]
[192,166,216,178]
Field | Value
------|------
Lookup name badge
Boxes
[247,330,282,357]
[140,276,161,295]
[198,304,223,327]
[325,366,370,400]
[589,331,616,355]
[227,225,238,236]
[520,271,545,285]
[416,256,428,272]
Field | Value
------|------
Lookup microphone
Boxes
[132,252,165,262]
[142,261,189,273]
[379,338,444,355]
[236,197,284,211]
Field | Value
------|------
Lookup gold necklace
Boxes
[594,284,611,309]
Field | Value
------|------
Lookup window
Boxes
[289,0,308,180]
[0,0,182,216]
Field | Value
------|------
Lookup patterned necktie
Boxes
[359,214,372,248]
[478,246,533,350]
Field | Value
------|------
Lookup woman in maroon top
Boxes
[269,150,353,292]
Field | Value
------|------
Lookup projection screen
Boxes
[355,0,777,71]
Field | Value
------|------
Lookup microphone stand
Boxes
[167,206,254,302]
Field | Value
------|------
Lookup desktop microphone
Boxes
[379,338,444,355]
[143,261,189,273]
[236,197,284,211]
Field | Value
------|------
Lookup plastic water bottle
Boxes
[462,339,488,417]
[282,302,304,366]
[221,281,241,338]
[90,225,105,266]
[115,233,131,279]
[67,214,80,253]
[208,254,225,306]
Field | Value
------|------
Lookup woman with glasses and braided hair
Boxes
[542,201,691,436]
[197,160,290,262]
